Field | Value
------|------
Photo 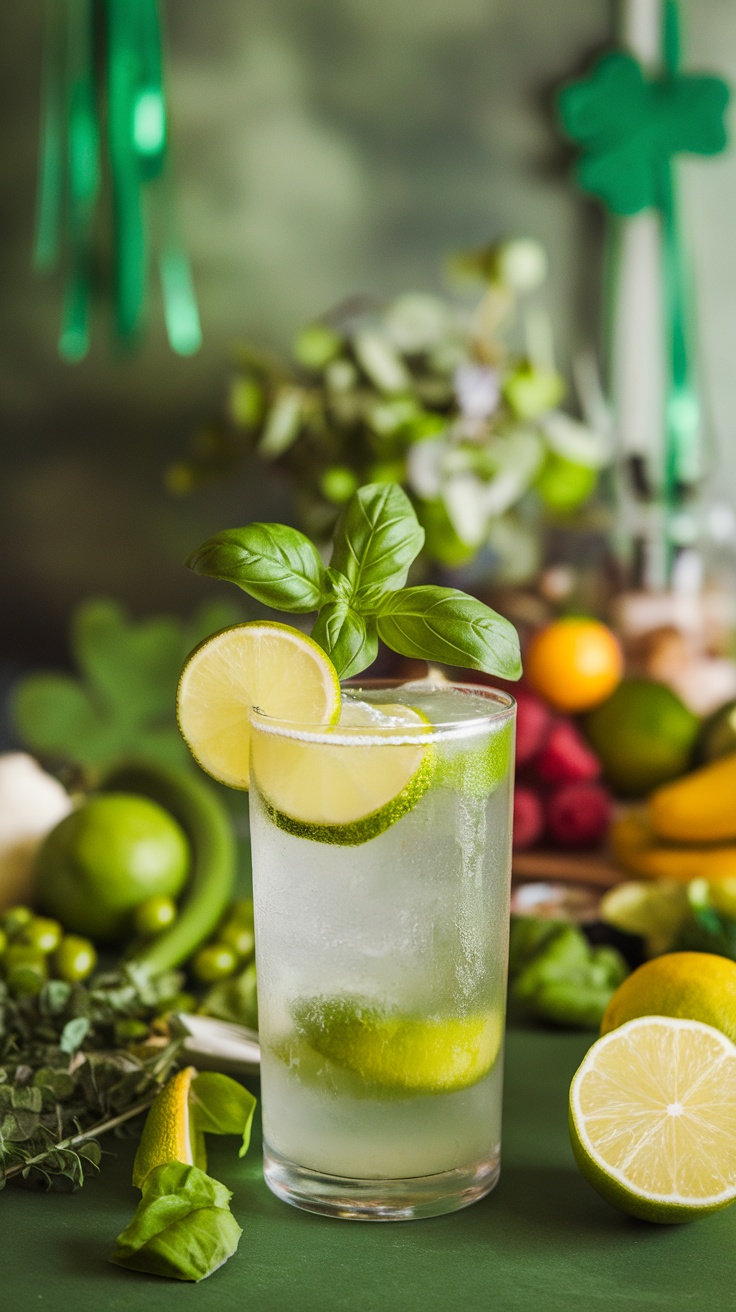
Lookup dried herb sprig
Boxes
[0,966,184,1192]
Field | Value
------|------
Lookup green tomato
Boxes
[134,895,178,938]
[218,921,255,960]
[192,943,239,984]
[4,944,48,996]
[21,917,63,955]
[2,906,33,939]
[54,935,97,983]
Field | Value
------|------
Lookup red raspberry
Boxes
[535,720,600,784]
[515,690,552,767]
[546,782,612,849]
[513,786,545,850]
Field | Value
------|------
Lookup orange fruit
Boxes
[525,618,623,713]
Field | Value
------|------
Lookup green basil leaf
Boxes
[191,1072,257,1159]
[111,1162,242,1282]
[329,483,424,603]
[311,603,377,680]
[59,1016,90,1055]
[375,586,522,679]
[187,524,327,612]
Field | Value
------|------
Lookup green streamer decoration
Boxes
[34,0,201,360]
[557,0,729,575]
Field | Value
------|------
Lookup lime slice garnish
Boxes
[569,1016,736,1223]
[176,622,341,790]
[289,995,503,1095]
[436,718,513,799]
[251,700,435,845]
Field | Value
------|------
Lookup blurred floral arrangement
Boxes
[168,240,611,581]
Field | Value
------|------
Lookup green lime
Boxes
[291,996,503,1095]
[54,935,97,982]
[21,917,63,955]
[584,679,699,798]
[192,942,238,983]
[34,793,190,943]
[134,894,178,938]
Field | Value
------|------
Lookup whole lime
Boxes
[34,793,190,943]
[583,678,699,797]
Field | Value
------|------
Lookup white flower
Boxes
[454,363,500,421]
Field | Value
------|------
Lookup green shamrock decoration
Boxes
[12,597,242,773]
[558,50,729,215]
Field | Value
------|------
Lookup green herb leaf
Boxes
[191,1072,256,1159]
[375,586,522,679]
[329,483,424,604]
[110,1162,242,1282]
[12,598,244,771]
[59,1016,90,1055]
[187,523,327,613]
[311,602,378,680]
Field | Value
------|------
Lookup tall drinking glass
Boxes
[248,681,515,1220]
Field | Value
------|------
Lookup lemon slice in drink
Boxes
[569,1016,736,1223]
[251,699,435,845]
[177,622,341,789]
[291,996,503,1095]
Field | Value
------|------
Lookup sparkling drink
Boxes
[249,681,515,1220]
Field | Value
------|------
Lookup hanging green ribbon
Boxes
[557,0,729,574]
[33,0,201,359]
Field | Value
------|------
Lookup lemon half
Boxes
[570,1016,736,1223]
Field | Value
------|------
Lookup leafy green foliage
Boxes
[375,586,522,680]
[509,918,628,1029]
[329,483,424,601]
[111,1162,242,1282]
[186,524,327,612]
[171,245,610,576]
[12,598,243,773]
[0,966,183,1190]
[188,483,521,681]
[200,961,258,1030]
[189,1071,256,1161]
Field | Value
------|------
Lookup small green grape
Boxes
[218,921,255,960]
[4,944,48,996]
[54,936,97,983]
[134,895,178,938]
[192,943,238,984]
[2,906,33,939]
[21,917,63,954]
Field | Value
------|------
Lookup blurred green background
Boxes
[2,0,735,666]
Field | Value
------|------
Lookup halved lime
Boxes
[569,1016,736,1223]
[176,622,341,790]
[290,995,503,1095]
[251,700,435,845]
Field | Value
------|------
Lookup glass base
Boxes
[263,1141,500,1221]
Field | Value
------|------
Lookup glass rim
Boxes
[249,679,516,746]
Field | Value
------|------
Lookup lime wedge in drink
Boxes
[176,622,341,789]
[251,700,435,845]
[569,1016,736,1223]
[289,995,503,1095]
[436,718,514,799]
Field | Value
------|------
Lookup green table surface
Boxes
[3,1026,735,1312]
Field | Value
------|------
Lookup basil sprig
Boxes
[186,483,521,681]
